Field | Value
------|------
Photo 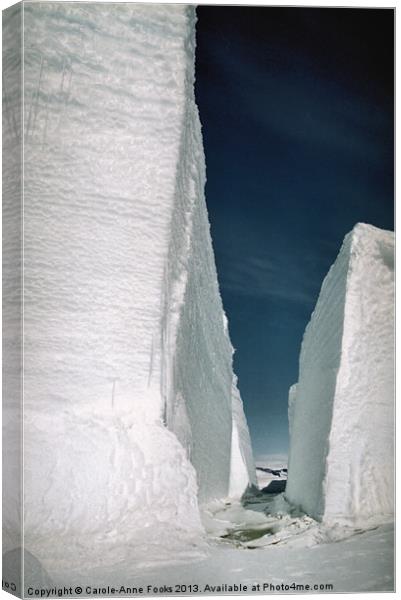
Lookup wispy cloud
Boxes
[205,39,392,165]
[218,248,321,307]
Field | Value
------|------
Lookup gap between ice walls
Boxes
[5,1,393,584]
[2,3,256,572]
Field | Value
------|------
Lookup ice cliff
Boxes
[3,3,255,570]
[286,223,394,527]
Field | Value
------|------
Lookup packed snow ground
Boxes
[15,463,393,594]
[26,472,393,594]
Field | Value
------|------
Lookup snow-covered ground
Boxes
[26,484,393,594]
[12,464,392,594]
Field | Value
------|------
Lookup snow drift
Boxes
[3,3,255,571]
[286,223,394,527]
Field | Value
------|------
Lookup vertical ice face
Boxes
[287,384,297,438]
[229,376,257,497]
[23,2,192,418]
[16,3,255,570]
[161,104,234,500]
[286,224,394,527]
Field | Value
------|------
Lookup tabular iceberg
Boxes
[286,223,394,527]
[3,3,255,571]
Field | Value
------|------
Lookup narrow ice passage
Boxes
[3,3,394,591]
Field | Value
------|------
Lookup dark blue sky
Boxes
[195,7,394,460]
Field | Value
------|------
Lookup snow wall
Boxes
[4,3,256,570]
[286,223,394,527]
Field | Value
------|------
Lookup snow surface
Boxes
[286,223,394,527]
[3,2,255,572]
[20,492,394,595]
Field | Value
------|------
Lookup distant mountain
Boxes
[256,467,287,478]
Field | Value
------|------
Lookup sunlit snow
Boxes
[2,2,394,595]
[286,223,394,527]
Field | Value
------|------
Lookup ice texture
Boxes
[287,383,297,438]
[229,376,257,497]
[4,2,255,570]
[286,223,394,526]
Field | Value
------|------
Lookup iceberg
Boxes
[286,223,394,527]
[3,3,255,571]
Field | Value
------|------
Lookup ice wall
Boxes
[287,384,297,438]
[286,223,394,527]
[12,3,255,571]
[229,376,257,497]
